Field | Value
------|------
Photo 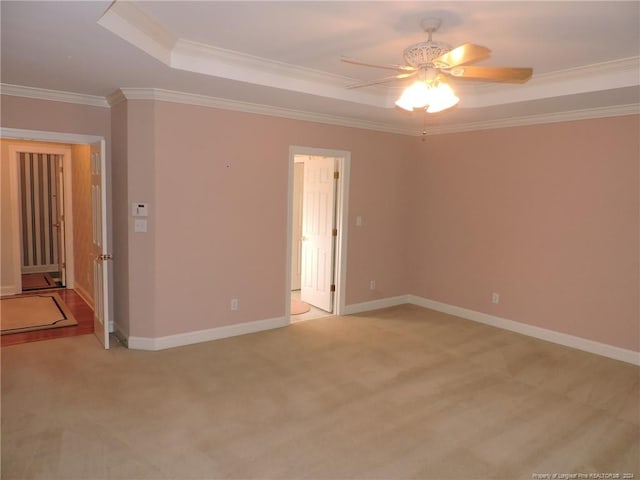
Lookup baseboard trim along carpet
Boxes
[125,294,639,365]
[406,295,639,366]
[341,294,639,366]
[128,316,289,351]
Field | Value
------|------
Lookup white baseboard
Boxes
[407,295,640,366]
[128,315,289,351]
[124,293,639,365]
[342,295,410,315]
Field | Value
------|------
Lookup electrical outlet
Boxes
[370,280,376,290]
[230,298,238,311]
[492,292,500,304]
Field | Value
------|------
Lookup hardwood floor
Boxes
[1,289,94,347]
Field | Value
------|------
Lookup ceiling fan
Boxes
[342,18,533,111]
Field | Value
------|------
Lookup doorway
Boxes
[14,146,72,292]
[1,128,112,349]
[287,147,350,322]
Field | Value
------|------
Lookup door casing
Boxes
[1,127,113,342]
[286,146,350,320]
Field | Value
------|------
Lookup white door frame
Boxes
[1,127,112,334]
[286,146,350,320]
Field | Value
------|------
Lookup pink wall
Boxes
[409,115,640,351]
[152,101,413,336]
[122,101,157,338]
[2,93,637,353]
[0,95,110,137]
[109,100,131,337]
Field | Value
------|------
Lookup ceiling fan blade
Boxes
[433,43,491,68]
[346,71,418,89]
[447,65,533,83]
[341,56,417,73]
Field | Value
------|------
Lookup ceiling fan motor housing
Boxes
[403,41,452,67]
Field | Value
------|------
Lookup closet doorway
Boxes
[287,147,350,322]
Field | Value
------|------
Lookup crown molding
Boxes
[463,56,640,108]
[423,103,640,136]
[0,83,109,108]
[106,89,127,107]
[99,1,389,108]
[97,0,176,64]
[116,87,409,135]
[98,1,640,112]
[2,82,637,137]
[116,87,639,136]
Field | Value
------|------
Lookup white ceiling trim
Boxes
[425,104,640,135]
[2,82,637,136]
[114,87,639,137]
[98,1,391,108]
[465,57,640,108]
[97,1,640,112]
[113,87,410,135]
[0,83,110,108]
[96,0,176,65]
[171,38,391,107]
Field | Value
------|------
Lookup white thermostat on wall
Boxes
[132,203,149,217]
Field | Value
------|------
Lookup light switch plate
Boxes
[134,219,147,233]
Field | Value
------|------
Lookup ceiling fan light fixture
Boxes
[395,78,459,113]
[395,80,431,111]
[425,82,459,113]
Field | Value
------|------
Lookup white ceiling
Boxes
[1,1,639,135]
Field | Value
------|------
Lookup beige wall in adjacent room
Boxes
[0,140,19,293]
[71,144,93,305]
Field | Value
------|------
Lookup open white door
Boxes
[90,141,110,349]
[300,156,337,312]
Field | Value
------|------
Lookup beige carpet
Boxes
[1,304,638,479]
[290,298,311,315]
[0,293,77,334]
[21,273,56,291]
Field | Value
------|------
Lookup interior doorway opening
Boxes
[1,129,112,349]
[6,142,74,294]
[287,147,350,322]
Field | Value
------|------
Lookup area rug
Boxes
[291,298,311,315]
[21,273,57,291]
[0,293,77,334]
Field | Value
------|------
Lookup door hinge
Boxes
[332,228,337,237]
[98,254,113,261]
[334,171,339,180]
[330,284,336,292]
